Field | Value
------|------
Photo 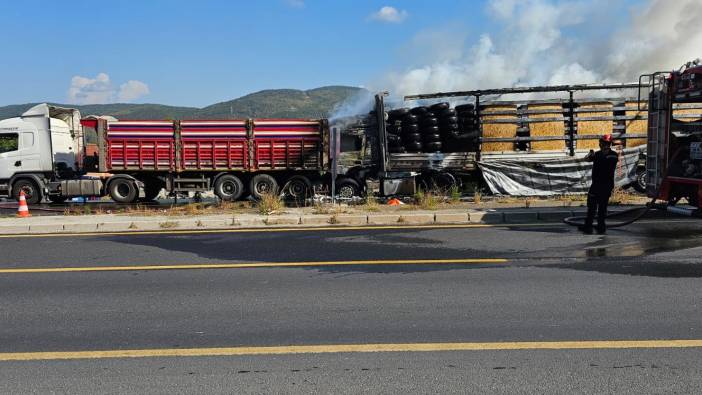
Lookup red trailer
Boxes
[80,118,330,202]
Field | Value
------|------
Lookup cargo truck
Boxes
[0,103,355,204]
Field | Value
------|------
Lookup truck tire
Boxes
[421,125,440,135]
[405,141,423,151]
[214,174,245,201]
[12,179,42,205]
[424,142,442,152]
[108,178,138,203]
[430,102,450,112]
[423,133,442,142]
[421,117,438,127]
[388,108,410,118]
[403,114,419,123]
[455,104,475,113]
[440,123,459,131]
[336,178,362,198]
[283,175,311,200]
[250,174,279,200]
[403,132,422,142]
[401,123,419,133]
[440,116,458,125]
[439,108,456,117]
[410,106,429,115]
[633,168,647,193]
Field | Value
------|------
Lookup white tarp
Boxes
[478,146,645,196]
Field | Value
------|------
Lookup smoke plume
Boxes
[385,0,702,99]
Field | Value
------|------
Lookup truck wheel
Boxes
[141,182,164,202]
[250,174,279,200]
[336,178,361,198]
[108,178,138,203]
[633,168,647,193]
[12,179,42,205]
[215,174,245,201]
[283,175,312,200]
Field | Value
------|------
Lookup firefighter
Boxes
[579,134,619,234]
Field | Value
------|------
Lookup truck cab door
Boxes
[0,133,21,179]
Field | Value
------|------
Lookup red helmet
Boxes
[600,134,613,143]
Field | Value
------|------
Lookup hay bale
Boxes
[481,104,517,152]
[625,100,647,147]
[673,105,702,123]
[528,104,565,151]
[577,101,613,150]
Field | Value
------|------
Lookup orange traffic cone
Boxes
[17,191,31,218]
[387,198,403,206]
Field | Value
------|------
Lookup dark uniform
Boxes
[584,149,619,233]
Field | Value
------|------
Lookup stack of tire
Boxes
[432,102,460,152]
[386,109,408,153]
[405,106,440,153]
[400,109,422,153]
[450,103,478,152]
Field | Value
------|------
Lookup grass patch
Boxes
[257,192,284,215]
[363,195,380,212]
[414,189,439,210]
[450,185,461,203]
[473,191,482,204]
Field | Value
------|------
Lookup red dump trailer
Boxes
[75,117,332,203]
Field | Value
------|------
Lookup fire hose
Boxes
[562,200,653,228]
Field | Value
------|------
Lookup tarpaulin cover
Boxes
[478,146,645,196]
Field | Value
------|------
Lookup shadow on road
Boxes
[539,260,702,278]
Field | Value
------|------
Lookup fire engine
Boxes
[643,59,702,209]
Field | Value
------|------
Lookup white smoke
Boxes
[382,0,702,100]
[329,88,374,121]
[67,73,150,104]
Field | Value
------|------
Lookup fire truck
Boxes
[643,59,702,209]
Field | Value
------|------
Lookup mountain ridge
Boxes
[0,86,365,120]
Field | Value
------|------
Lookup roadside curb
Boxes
[0,207,649,235]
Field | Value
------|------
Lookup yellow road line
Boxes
[0,224,494,239]
[0,258,507,274]
[2,340,702,361]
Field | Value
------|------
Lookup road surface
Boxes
[1,219,702,393]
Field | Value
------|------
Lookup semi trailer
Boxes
[0,103,357,204]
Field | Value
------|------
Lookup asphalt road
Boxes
[1,220,702,393]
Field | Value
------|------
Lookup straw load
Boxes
[481,104,518,152]
[624,100,647,147]
[577,101,613,150]
[673,104,702,123]
[527,103,566,151]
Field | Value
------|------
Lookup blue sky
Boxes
[0,0,659,107]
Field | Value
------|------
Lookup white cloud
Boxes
[67,73,114,105]
[370,6,408,24]
[285,0,304,8]
[118,80,150,102]
[67,73,149,104]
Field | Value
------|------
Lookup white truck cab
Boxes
[0,104,81,203]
